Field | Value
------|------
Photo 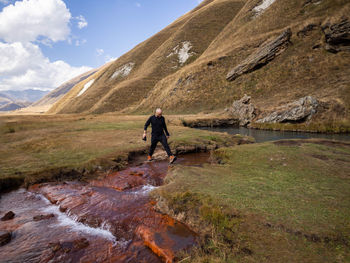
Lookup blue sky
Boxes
[43,0,200,67]
[0,0,201,91]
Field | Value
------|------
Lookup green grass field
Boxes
[155,139,350,262]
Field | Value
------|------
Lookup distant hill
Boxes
[31,69,97,108]
[0,89,48,103]
[0,101,31,112]
[49,0,350,128]
[0,89,48,112]
[12,69,97,114]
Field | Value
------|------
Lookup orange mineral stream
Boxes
[0,153,209,263]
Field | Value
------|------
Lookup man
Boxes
[143,108,177,164]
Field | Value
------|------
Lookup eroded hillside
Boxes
[49,0,350,130]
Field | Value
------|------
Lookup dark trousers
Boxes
[149,134,173,157]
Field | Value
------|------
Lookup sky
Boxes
[0,0,201,91]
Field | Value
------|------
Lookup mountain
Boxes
[0,89,49,112]
[0,101,31,112]
[0,95,12,107]
[0,89,49,103]
[28,69,97,111]
[49,0,350,128]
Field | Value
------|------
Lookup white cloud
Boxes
[0,0,92,92]
[76,15,88,29]
[0,41,92,91]
[135,2,141,8]
[0,0,71,43]
[75,39,87,46]
[96,48,104,56]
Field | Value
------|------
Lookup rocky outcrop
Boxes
[227,95,256,126]
[256,96,318,123]
[1,211,15,221]
[322,18,350,53]
[226,28,292,81]
[182,117,238,128]
[0,230,11,246]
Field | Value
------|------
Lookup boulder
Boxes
[228,94,256,126]
[0,230,11,246]
[1,211,15,221]
[33,214,55,221]
[256,96,318,123]
[322,18,350,53]
[226,29,292,81]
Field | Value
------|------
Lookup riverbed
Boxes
[0,153,209,263]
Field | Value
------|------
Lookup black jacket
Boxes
[144,115,170,136]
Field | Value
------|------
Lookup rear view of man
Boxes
[143,108,177,164]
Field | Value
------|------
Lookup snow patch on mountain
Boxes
[167,41,194,65]
[253,0,276,15]
[77,79,95,97]
[111,62,135,79]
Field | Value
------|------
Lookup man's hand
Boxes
[166,135,170,140]
[143,131,147,139]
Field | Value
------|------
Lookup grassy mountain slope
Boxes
[50,0,350,129]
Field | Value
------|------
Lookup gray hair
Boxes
[155,108,162,113]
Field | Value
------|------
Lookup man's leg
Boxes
[149,136,159,157]
[160,134,173,157]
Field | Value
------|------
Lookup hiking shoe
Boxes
[169,155,177,164]
[147,156,153,162]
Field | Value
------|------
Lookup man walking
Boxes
[143,108,177,164]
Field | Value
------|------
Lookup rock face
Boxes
[256,96,318,123]
[228,95,256,126]
[226,28,292,81]
[322,18,350,53]
[0,230,11,246]
[1,211,15,221]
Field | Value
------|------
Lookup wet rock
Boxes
[1,211,15,221]
[136,218,196,263]
[33,214,55,221]
[226,29,292,81]
[73,238,89,250]
[49,238,89,254]
[227,94,256,126]
[322,18,350,53]
[152,151,168,161]
[0,230,11,246]
[256,96,318,123]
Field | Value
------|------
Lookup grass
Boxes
[0,114,247,192]
[250,120,350,133]
[155,139,350,262]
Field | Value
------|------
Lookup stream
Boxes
[2,128,348,263]
[197,126,350,143]
[0,153,210,263]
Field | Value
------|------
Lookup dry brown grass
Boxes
[47,0,349,132]
[0,113,246,192]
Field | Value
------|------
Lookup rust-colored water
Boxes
[0,153,209,263]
